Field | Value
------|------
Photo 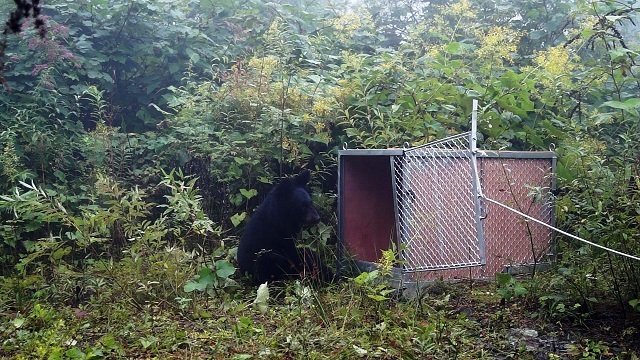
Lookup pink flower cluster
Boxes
[31,63,48,75]
[19,17,82,76]
[27,34,75,63]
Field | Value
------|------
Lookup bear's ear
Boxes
[273,177,294,197]
[294,169,311,186]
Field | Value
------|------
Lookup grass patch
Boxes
[2,274,638,359]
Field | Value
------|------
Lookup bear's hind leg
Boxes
[254,251,301,284]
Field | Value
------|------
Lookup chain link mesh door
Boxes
[393,133,485,272]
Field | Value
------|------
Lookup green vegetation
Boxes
[1,0,639,358]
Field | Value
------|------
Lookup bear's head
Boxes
[274,169,320,226]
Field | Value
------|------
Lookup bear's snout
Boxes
[306,208,320,224]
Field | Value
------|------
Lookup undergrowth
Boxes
[2,243,639,359]
[3,273,639,359]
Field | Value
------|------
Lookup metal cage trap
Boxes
[338,101,556,281]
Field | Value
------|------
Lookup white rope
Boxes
[481,196,640,262]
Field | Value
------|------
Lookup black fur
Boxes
[237,170,330,284]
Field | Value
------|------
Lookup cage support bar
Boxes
[470,99,486,264]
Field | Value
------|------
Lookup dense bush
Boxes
[0,0,639,340]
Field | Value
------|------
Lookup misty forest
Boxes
[1,0,640,358]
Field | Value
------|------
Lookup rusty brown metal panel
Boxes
[480,156,554,273]
[341,155,397,263]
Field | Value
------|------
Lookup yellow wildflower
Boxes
[1,142,20,179]
[312,97,334,117]
[248,56,280,80]
[313,120,327,134]
[330,8,374,42]
[534,46,576,77]
[331,78,359,103]
[475,26,520,65]
[281,137,299,158]
[447,0,476,19]
[341,51,366,71]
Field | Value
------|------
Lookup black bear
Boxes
[237,170,330,284]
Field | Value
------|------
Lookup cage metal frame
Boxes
[337,146,556,279]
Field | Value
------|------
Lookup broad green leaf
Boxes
[53,170,66,181]
[233,157,248,165]
[555,160,575,182]
[86,349,104,360]
[183,281,203,293]
[253,282,269,314]
[240,188,257,199]
[445,42,462,55]
[168,63,180,74]
[139,336,156,349]
[12,317,25,328]
[65,348,86,360]
[529,30,546,40]
[514,285,528,296]
[499,71,520,88]
[353,271,369,285]
[541,120,564,138]
[308,74,323,83]
[184,267,215,292]
[231,212,246,227]
[608,48,629,60]
[522,125,545,148]
[601,98,640,110]
[367,294,389,301]
[605,15,626,22]
[215,260,236,279]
